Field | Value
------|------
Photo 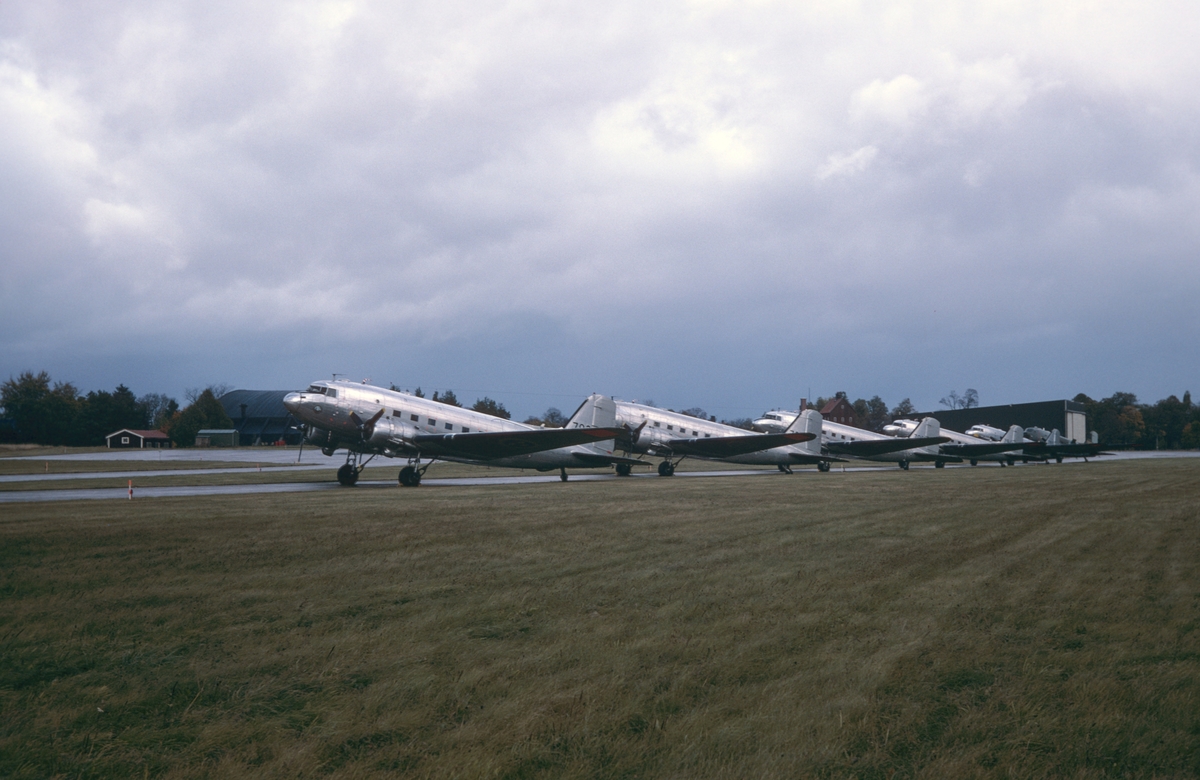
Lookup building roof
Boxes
[106,428,170,440]
[819,398,852,414]
[219,389,292,420]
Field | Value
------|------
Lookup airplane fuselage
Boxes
[284,380,621,471]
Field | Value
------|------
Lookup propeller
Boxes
[349,407,387,442]
[617,421,647,454]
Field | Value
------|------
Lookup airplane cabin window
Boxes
[428,419,436,426]
[410,414,419,422]
[445,422,453,430]
[463,427,470,433]
[654,422,660,427]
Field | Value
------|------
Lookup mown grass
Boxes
[1,460,1198,778]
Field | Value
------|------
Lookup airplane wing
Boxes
[787,452,848,465]
[939,442,1027,457]
[825,436,949,457]
[666,431,816,458]
[411,427,626,460]
[568,452,651,468]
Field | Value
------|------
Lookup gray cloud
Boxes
[2,1,1198,419]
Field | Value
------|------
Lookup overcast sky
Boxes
[3,0,1198,421]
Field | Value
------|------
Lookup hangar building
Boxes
[218,390,302,445]
[902,399,1088,440]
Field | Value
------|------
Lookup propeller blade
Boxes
[349,408,387,440]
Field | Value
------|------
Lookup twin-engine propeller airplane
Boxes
[753,408,951,469]
[882,419,1026,466]
[571,395,821,476]
[283,380,646,486]
[966,424,1112,464]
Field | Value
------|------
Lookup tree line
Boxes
[4,371,1198,450]
[0,371,231,448]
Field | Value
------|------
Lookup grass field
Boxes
[2,459,1198,778]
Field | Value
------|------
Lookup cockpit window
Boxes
[306,385,327,395]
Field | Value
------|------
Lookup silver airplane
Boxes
[967,424,1110,464]
[753,408,951,470]
[883,419,1026,466]
[571,395,822,476]
[283,380,646,486]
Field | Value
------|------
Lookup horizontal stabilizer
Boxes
[413,426,625,460]
[826,435,949,457]
[667,431,815,458]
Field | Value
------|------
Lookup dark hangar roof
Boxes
[219,389,292,420]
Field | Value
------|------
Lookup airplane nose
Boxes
[283,392,301,414]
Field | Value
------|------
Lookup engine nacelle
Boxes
[304,424,339,449]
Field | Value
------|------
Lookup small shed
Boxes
[195,429,240,447]
[106,429,172,449]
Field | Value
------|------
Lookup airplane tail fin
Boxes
[565,394,617,430]
[912,416,941,439]
[787,409,824,455]
[1003,424,1025,443]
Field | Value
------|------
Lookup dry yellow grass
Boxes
[1,460,1198,778]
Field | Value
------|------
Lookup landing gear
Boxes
[934,461,945,469]
[1056,457,1063,464]
[817,461,831,473]
[899,460,910,471]
[560,468,569,482]
[970,459,978,466]
[615,463,632,477]
[398,466,421,487]
[778,464,793,474]
[337,463,359,486]
[657,461,676,477]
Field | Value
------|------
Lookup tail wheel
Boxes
[337,464,359,487]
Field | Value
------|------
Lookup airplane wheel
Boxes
[657,461,675,477]
[615,463,632,477]
[900,461,910,471]
[398,466,419,487]
[1056,457,1063,464]
[935,461,945,469]
[560,468,569,482]
[337,464,359,486]
[817,461,829,473]
[970,459,978,466]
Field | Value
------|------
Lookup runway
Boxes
[1,448,1195,503]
